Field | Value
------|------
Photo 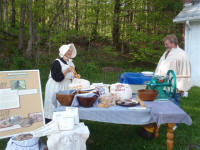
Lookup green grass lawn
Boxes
[0,87,199,150]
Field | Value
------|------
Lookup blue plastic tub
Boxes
[119,72,153,85]
[119,72,153,93]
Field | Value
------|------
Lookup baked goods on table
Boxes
[97,93,120,108]
[68,82,135,108]
[95,83,134,108]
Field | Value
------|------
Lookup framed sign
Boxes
[0,70,44,139]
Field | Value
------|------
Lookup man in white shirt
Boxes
[155,34,192,100]
[139,34,192,139]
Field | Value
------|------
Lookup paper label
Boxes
[18,89,38,95]
[0,89,19,110]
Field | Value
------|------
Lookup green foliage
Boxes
[1,0,184,67]
[130,47,162,65]
[0,59,7,70]
[102,45,118,56]
[66,29,89,44]
[119,0,183,66]
[10,56,33,70]
[128,33,165,66]
[77,62,100,80]
[49,32,66,48]
[85,62,99,73]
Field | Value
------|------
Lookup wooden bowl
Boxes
[77,95,97,107]
[56,90,77,106]
[138,89,158,101]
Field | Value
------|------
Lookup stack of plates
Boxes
[141,71,154,76]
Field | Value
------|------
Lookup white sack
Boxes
[90,83,110,94]
[110,83,132,100]
[47,123,90,150]
[69,78,90,90]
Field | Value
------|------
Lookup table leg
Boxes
[166,123,175,150]
[154,123,159,138]
[44,147,48,150]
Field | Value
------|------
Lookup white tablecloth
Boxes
[56,101,192,127]
[56,105,153,125]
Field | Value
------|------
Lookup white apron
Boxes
[44,59,75,119]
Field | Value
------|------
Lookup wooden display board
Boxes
[0,70,44,139]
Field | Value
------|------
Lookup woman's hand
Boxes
[77,74,81,78]
[63,66,74,75]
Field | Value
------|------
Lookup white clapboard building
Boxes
[173,0,200,87]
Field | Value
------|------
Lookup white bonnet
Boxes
[59,43,77,58]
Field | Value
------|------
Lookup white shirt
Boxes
[155,46,192,91]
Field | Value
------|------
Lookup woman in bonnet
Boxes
[44,43,79,123]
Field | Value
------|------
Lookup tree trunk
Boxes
[11,0,15,27]
[32,0,38,57]
[112,0,121,50]
[34,0,40,64]
[5,0,8,33]
[84,0,87,32]
[103,1,107,35]
[121,14,126,54]
[61,0,65,32]
[54,18,58,35]
[42,0,45,31]
[26,0,33,57]
[92,0,100,38]
[123,0,132,54]
[0,0,3,31]
[18,0,26,49]
[32,0,38,47]
[65,0,69,30]
[75,0,79,31]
